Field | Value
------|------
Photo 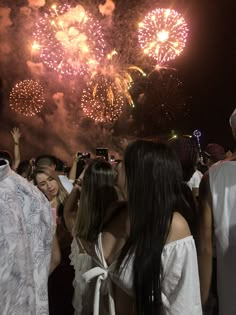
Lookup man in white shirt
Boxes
[0,159,54,314]
[198,108,236,315]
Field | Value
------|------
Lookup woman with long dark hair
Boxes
[116,140,202,315]
[67,158,129,315]
[68,142,201,314]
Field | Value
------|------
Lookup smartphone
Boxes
[96,148,109,161]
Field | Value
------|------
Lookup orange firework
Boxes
[81,74,125,123]
[9,80,45,116]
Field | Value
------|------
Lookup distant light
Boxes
[168,134,178,141]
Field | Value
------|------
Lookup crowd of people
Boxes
[0,108,236,315]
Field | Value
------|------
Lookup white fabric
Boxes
[229,107,236,128]
[70,234,202,315]
[58,174,73,193]
[187,170,203,190]
[209,161,236,315]
[0,162,54,315]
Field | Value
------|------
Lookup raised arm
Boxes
[11,127,21,170]
[68,153,80,180]
[63,181,81,234]
[197,172,213,304]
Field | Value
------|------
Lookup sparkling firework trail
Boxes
[33,3,106,76]
[134,69,188,128]
[138,8,188,65]
[96,50,146,107]
[81,74,125,123]
[9,80,45,116]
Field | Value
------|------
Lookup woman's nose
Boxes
[47,181,52,189]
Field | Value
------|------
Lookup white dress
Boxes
[209,161,236,315]
[70,234,202,315]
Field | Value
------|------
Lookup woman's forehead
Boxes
[36,172,50,182]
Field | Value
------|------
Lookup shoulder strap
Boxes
[76,237,87,254]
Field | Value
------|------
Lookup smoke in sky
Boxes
[0,0,190,163]
[28,0,46,8]
[0,1,134,163]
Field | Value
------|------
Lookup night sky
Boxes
[179,0,236,149]
[0,0,235,161]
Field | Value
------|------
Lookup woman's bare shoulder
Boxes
[166,212,191,245]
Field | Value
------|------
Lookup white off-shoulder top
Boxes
[70,234,202,315]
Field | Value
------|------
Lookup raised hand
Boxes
[11,127,21,144]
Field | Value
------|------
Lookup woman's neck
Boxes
[50,197,58,209]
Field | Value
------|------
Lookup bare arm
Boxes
[197,172,213,304]
[64,167,87,234]
[49,233,61,274]
[68,154,79,180]
[11,127,21,170]
[63,184,80,234]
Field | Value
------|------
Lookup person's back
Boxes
[71,208,201,315]
[71,203,134,315]
[70,142,202,315]
[0,160,54,314]
[209,159,236,315]
[198,108,236,314]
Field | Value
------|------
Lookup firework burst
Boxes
[9,80,45,116]
[133,69,188,130]
[33,4,106,76]
[81,74,125,123]
[138,8,188,66]
[95,50,146,107]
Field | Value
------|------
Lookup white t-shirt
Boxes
[187,170,203,190]
[70,234,202,315]
[209,161,236,315]
[58,174,73,193]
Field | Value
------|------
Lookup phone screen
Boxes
[96,148,109,161]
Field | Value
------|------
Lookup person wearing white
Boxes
[68,142,202,315]
[198,108,236,315]
[0,160,54,315]
[58,174,73,193]
[188,169,203,190]
[70,233,202,315]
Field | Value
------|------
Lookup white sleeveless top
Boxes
[70,234,202,315]
[209,161,236,315]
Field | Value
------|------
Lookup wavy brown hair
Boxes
[33,166,68,212]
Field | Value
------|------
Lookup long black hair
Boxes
[74,159,119,242]
[117,140,191,315]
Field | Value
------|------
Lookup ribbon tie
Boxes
[82,266,115,315]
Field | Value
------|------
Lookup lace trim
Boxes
[70,239,93,314]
